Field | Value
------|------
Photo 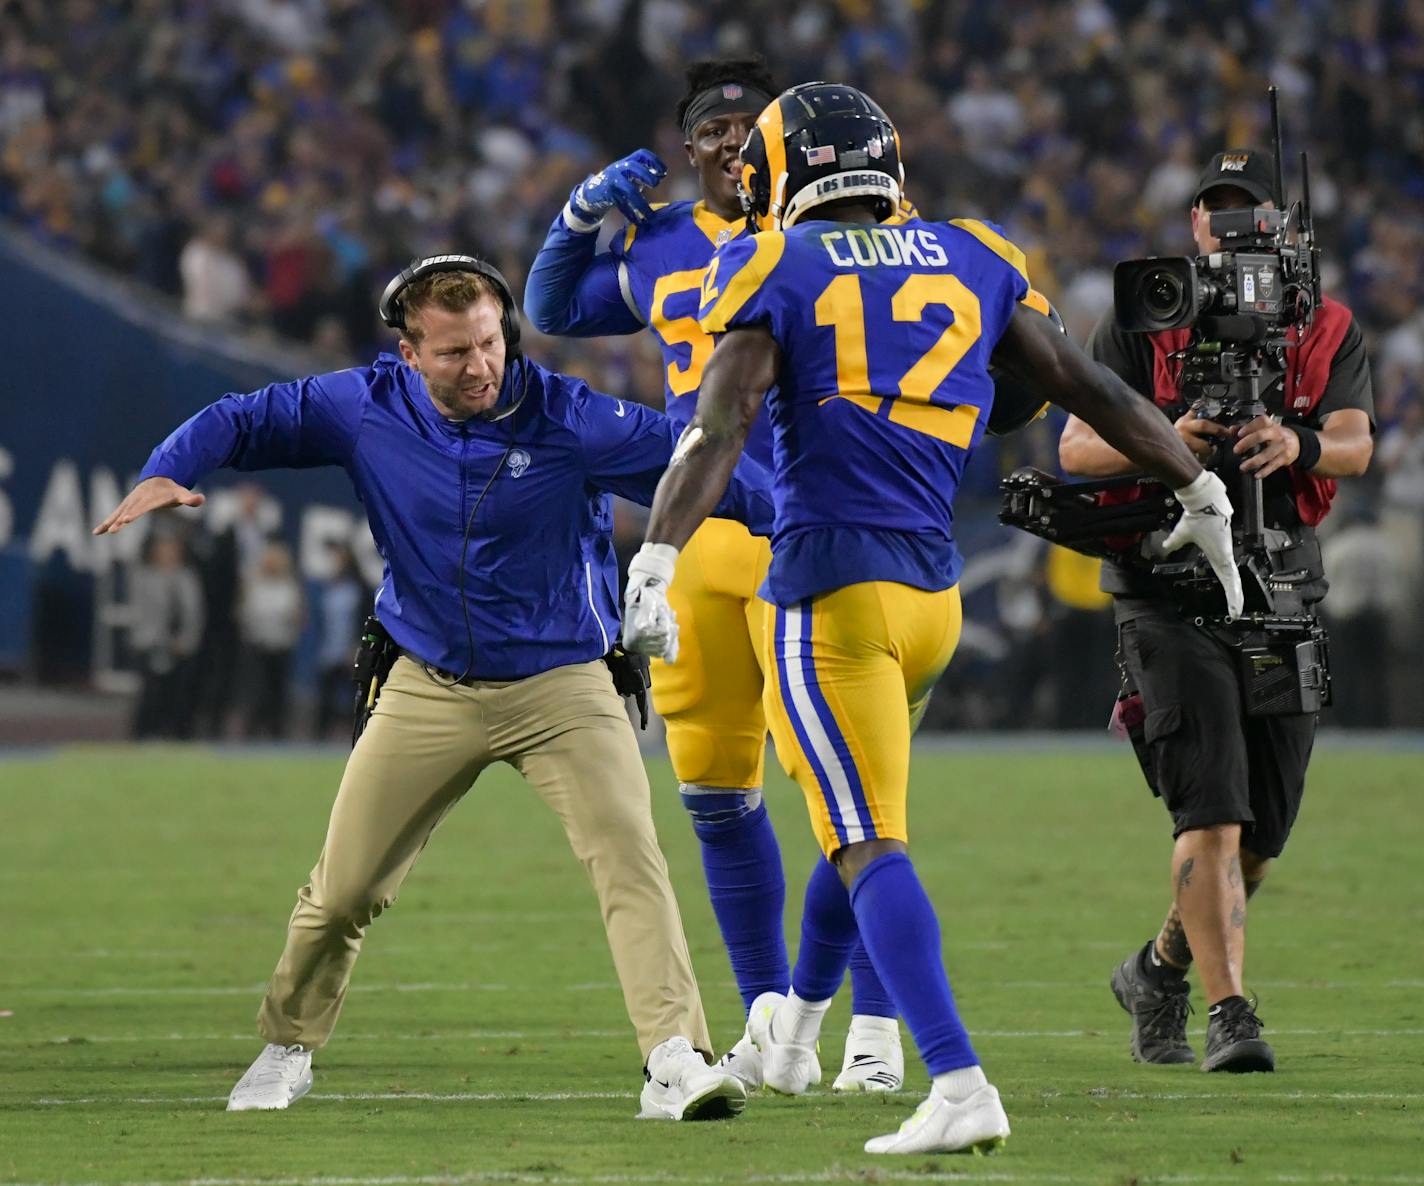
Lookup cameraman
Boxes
[1059,150,1373,1073]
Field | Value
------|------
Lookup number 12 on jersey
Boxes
[813,272,983,448]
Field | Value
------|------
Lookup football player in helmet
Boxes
[524,59,910,1094]
[625,82,1240,1154]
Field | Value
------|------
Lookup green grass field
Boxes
[2,742,1420,1186]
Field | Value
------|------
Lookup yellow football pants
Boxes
[651,516,774,789]
[762,582,962,858]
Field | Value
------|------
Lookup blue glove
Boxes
[565,149,667,231]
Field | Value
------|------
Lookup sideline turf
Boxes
[1,745,1420,1185]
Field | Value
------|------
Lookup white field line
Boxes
[24,1089,1424,1107]
[31,1092,634,1106]
[33,939,1078,958]
[8,1174,1417,1186]
[4,1173,1424,1186]
[39,944,576,960]
[5,1027,1424,1046]
[4,1176,1424,1186]
[2,1030,631,1043]
[48,938,1388,959]
[10,979,1424,997]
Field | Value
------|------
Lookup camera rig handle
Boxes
[998,468,1178,558]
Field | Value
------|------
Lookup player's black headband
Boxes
[681,83,774,139]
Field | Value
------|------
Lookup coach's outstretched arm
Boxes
[992,306,1244,618]
[622,325,778,660]
[92,372,364,536]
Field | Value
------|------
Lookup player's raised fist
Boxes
[565,149,668,231]
[93,476,205,535]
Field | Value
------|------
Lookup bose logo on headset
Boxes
[378,254,523,359]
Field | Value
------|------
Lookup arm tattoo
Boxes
[1176,857,1195,892]
[1227,857,1243,889]
[1230,899,1247,929]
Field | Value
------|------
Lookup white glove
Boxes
[1162,469,1244,620]
[623,542,680,661]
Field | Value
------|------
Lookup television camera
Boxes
[999,89,1330,714]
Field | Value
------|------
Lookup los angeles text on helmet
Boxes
[821,226,949,269]
[812,172,893,197]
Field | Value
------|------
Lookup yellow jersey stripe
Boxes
[1021,286,1051,315]
[700,233,786,333]
[621,203,672,254]
[949,218,1030,281]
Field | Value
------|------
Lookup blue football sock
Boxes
[848,939,897,1019]
[790,856,856,1001]
[681,789,788,1012]
[849,851,978,1075]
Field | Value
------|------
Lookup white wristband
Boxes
[1172,468,1221,511]
[562,201,602,234]
[627,542,679,585]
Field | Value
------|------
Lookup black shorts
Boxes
[1115,602,1317,859]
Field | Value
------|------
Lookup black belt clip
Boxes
[352,615,400,746]
[603,643,652,730]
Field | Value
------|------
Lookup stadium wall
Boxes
[0,226,372,682]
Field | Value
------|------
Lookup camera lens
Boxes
[1142,270,1185,320]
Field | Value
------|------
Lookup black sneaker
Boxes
[1202,996,1274,1073]
[1110,945,1195,1064]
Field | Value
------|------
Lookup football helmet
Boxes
[739,82,903,232]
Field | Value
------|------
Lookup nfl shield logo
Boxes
[868,139,883,159]
[722,84,743,99]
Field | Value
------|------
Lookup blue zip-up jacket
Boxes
[139,353,774,680]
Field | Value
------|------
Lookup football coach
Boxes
[94,256,772,1123]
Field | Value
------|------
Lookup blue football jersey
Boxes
[611,201,776,469]
[698,216,1031,606]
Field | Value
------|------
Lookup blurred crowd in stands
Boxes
[5,0,1421,727]
[127,485,370,740]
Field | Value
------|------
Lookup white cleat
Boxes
[745,991,821,1095]
[833,1014,904,1092]
[864,1084,1010,1155]
[226,1043,313,1112]
[637,1036,747,1121]
[716,1029,764,1092]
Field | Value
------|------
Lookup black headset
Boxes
[378,253,523,359]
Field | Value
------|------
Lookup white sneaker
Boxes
[746,991,821,1095]
[864,1084,1010,1155]
[637,1036,747,1121]
[716,1028,764,1091]
[226,1043,313,1112]
[833,1014,904,1092]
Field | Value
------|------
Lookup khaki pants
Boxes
[256,656,710,1060]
